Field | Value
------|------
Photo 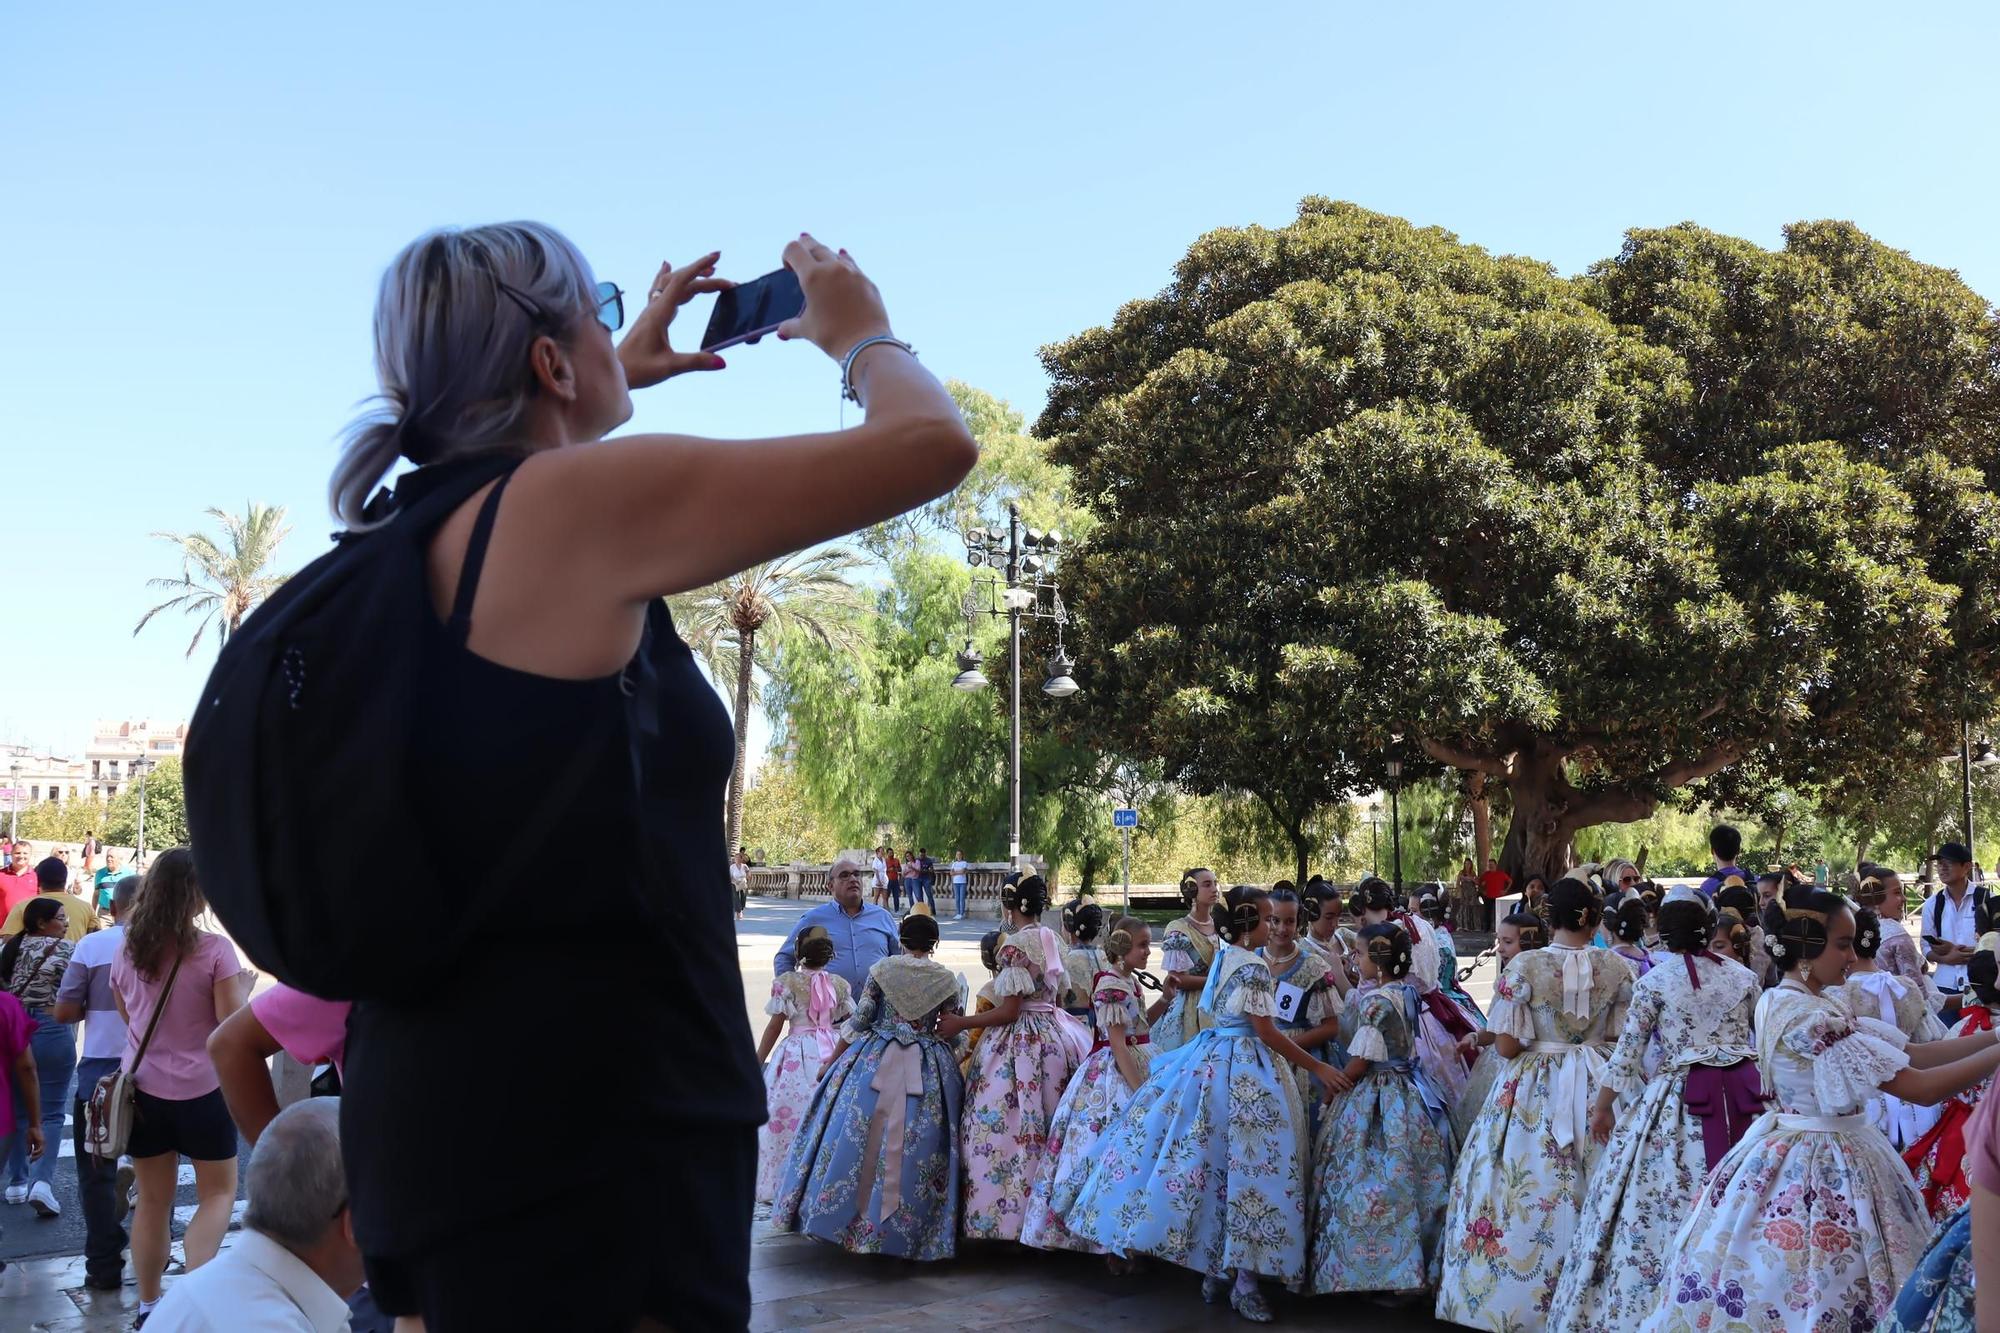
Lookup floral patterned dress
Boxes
[1879,1206,1975,1333]
[771,955,964,1260]
[1901,1001,1994,1222]
[755,967,854,1204]
[1546,951,1760,1332]
[1399,912,1479,1110]
[1066,946,1311,1283]
[1262,943,1346,1106]
[1436,925,1487,1025]
[960,924,1091,1241]
[1307,980,1454,1294]
[1154,914,1220,1053]
[1637,981,1930,1333]
[1844,970,1948,1150]
[1435,944,1634,1331]
[1062,943,1108,1023]
[1020,969,1153,1253]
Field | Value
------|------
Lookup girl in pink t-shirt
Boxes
[108,850,251,1319]
[209,981,351,1146]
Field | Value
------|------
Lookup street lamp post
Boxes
[954,503,1078,868]
[1368,799,1382,876]
[1386,734,1405,893]
[1962,723,2000,861]
[7,761,18,843]
[134,757,152,862]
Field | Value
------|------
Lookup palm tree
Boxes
[670,547,869,854]
[134,503,292,656]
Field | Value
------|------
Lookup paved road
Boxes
[0,1105,250,1266]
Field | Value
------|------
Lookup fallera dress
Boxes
[1020,969,1153,1254]
[1154,914,1220,1053]
[1434,944,1634,1332]
[1900,999,1994,1222]
[1261,943,1346,1102]
[1545,951,1761,1332]
[771,954,964,1260]
[1065,946,1312,1284]
[1435,924,1488,1024]
[755,967,853,1204]
[1061,942,1108,1024]
[1879,1206,1975,1333]
[959,923,1091,1241]
[1398,912,1480,1111]
[1637,980,1931,1333]
[1843,969,1947,1150]
[1306,979,1454,1295]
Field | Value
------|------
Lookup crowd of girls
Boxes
[761,865,2000,1332]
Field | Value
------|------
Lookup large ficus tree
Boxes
[1039,198,2000,880]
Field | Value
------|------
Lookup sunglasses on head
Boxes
[493,277,625,333]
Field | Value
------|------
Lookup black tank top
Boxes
[342,467,763,1255]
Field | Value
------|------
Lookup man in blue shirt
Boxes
[1697,823,1748,898]
[773,857,900,994]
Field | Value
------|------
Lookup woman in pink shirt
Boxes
[110,849,252,1322]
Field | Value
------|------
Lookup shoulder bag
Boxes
[84,952,184,1162]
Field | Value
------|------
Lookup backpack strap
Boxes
[446,472,516,647]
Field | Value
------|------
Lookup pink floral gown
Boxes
[960,923,1091,1241]
[756,967,853,1204]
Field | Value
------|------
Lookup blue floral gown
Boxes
[1435,925,1487,1025]
[771,954,964,1261]
[1307,980,1454,1295]
[1154,914,1220,1053]
[1066,945,1311,1283]
[1262,943,1346,1108]
[1879,1206,1974,1333]
[1020,968,1153,1254]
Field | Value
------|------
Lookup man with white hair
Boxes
[145,1098,362,1331]
[773,855,900,993]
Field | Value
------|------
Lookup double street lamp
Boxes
[1386,733,1405,893]
[952,502,1080,865]
[1958,722,2000,863]
[133,756,155,862]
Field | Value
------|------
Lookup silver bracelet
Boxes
[840,335,916,404]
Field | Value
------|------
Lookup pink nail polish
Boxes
[711,356,726,369]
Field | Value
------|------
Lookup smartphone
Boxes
[700,268,805,352]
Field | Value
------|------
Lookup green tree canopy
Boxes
[1039,199,2000,879]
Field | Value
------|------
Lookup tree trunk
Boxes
[1496,741,1597,884]
[1290,823,1311,889]
[725,624,756,859]
[1468,771,1492,866]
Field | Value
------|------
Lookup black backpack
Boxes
[184,455,560,1000]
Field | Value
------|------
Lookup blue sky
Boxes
[4,0,1998,758]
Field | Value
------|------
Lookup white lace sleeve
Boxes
[832,976,855,1025]
[1305,982,1339,1026]
[763,978,790,1018]
[1783,1008,1910,1113]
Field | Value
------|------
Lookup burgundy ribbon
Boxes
[1417,987,1479,1067]
[1682,950,1726,989]
[1681,1058,1766,1170]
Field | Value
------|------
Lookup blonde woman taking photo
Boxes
[328,224,974,1333]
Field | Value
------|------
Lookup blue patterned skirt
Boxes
[770,1030,964,1261]
[1880,1207,1973,1333]
[1065,1022,1310,1282]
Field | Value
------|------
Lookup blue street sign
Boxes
[1113,807,1138,828]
